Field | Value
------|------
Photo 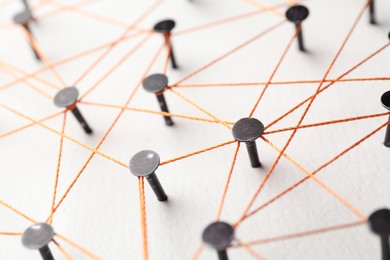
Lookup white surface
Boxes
[0,0,389,259]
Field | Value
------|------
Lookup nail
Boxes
[369,209,390,260]
[22,223,55,260]
[153,19,178,69]
[232,118,264,168]
[381,91,390,147]
[369,0,377,25]
[12,10,40,61]
[129,150,168,201]
[202,221,235,260]
[54,87,93,134]
[286,5,309,52]
[142,74,174,126]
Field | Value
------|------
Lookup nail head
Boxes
[369,208,390,236]
[129,150,160,177]
[232,118,264,142]
[22,223,54,250]
[381,91,390,110]
[13,10,33,25]
[202,221,235,251]
[286,5,309,23]
[54,87,79,108]
[153,19,176,33]
[142,74,168,93]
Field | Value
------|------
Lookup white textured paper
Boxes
[0,0,389,259]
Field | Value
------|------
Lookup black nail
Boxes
[381,91,390,147]
[22,223,55,260]
[153,19,178,69]
[54,87,93,134]
[369,0,377,25]
[232,118,264,168]
[369,209,390,260]
[286,5,309,52]
[13,10,40,61]
[129,150,168,201]
[202,221,235,260]
[142,74,174,126]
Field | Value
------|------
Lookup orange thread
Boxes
[79,33,154,100]
[260,136,367,221]
[21,28,67,87]
[191,245,204,260]
[235,239,266,259]
[138,177,149,260]
[33,0,98,20]
[264,112,390,135]
[174,2,289,36]
[241,0,284,17]
[72,0,165,86]
[0,60,60,90]
[0,111,64,139]
[174,76,390,88]
[0,232,22,236]
[48,112,67,225]
[238,3,370,224]
[248,24,299,117]
[52,239,73,260]
[265,40,390,131]
[79,101,235,125]
[0,64,53,99]
[0,34,141,93]
[241,121,388,223]
[215,142,241,220]
[50,37,164,217]
[169,88,233,130]
[0,199,37,223]
[160,140,237,166]
[0,103,128,169]
[163,34,172,74]
[244,220,367,246]
[56,233,101,259]
[73,32,147,87]
[172,20,286,86]
[43,0,149,31]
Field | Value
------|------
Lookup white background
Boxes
[0,0,389,259]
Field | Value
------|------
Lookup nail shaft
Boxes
[380,235,390,260]
[22,24,41,61]
[245,141,261,168]
[164,34,178,69]
[217,250,229,260]
[383,115,390,147]
[38,245,54,260]
[369,0,376,25]
[295,23,305,51]
[145,172,168,201]
[70,106,93,134]
[156,94,174,126]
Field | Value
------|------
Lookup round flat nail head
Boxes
[153,20,175,33]
[13,10,33,25]
[142,74,168,93]
[286,5,309,23]
[381,91,390,110]
[232,118,264,142]
[22,223,54,250]
[129,150,160,177]
[369,208,390,235]
[202,221,235,251]
[54,87,79,108]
